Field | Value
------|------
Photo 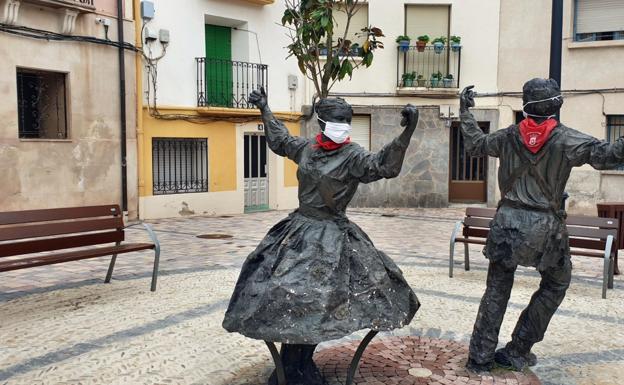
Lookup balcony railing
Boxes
[196,58,268,109]
[396,45,461,89]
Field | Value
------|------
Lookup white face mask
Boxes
[522,94,562,119]
[318,117,352,144]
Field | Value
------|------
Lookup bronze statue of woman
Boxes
[223,88,420,385]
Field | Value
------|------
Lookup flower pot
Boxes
[416,40,427,52]
[417,79,426,87]
[443,78,453,88]
[398,40,411,52]
[430,78,440,88]
[319,48,328,56]
[451,42,461,52]
[403,79,414,87]
[433,42,444,54]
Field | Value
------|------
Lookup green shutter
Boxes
[205,24,233,107]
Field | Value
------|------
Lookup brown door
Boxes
[449,121,489,202]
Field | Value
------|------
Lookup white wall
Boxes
[311,0,501,103]
[143,0,306,112]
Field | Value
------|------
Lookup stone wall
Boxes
[303,105,451,208]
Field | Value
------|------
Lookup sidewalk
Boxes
[0,208,622,385]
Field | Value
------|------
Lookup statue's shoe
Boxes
[494,347,537,371]
[466,358,494,373]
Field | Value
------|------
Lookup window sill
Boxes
[22,0,95,12]
[567,40,624,49]
[601,170,624,176]
[239,0,274,5]
[396,86,459,97]
[19,138,72,143]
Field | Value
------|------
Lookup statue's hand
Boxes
[460,85,476,113]
[400,104,419,128]
[249,87,268,110]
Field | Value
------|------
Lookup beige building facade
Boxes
[496,0,624,214]
[0,0,138,217]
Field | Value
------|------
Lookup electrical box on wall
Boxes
[144,27,158,42]
[141,1,155,20]
[159,29,170,44]
[288,75,298,90]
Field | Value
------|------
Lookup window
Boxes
[152,138,209,195]
[17,68,68,139]
[350,115,371,151]
[333,3,369,48]
[405,5,450,42]
[575,0,624,42]
[607,115,624,170]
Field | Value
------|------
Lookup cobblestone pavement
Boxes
[0,208,623,385]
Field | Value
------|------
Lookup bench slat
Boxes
[0,243,155,272]
[0,205,121,226]
[464,217,492,228]
[567,226,617,240]
[0,230,124,258]
[0,218,123,242]
[465,207,497,218]
[567,215,619,229]
[463,228,490,238]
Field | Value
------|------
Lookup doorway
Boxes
[449,121,489,202]
[244,133,269,212]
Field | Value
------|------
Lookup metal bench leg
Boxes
[346,330,378,385]
[143,223,161,292]
[464,242,470,271]
[105,242,121,283]
[265,341,286,385]
[449,221,463,278]
[608,256,615,290]
[602,235,614,299]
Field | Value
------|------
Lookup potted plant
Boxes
[430,71,442,87]
[396,35,411,52]
[450,35,461,52]
[416,74,426,87]
[443,73,454,87]
[432,36,447,54]
[402,71,416,87]
[416,35,429,52]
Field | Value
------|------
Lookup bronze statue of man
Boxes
[223,88,420,385]
[460,78,624,372]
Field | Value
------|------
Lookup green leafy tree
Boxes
[282,0,384,98]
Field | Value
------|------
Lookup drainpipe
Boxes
[133,0,145,214]
[549,0,566,209]
[117,0,128,212]
[549,0,563,113]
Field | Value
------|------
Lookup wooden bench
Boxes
[0,205,160,291]
[449,207,618,299]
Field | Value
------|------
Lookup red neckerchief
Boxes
[519,117,557,153]
[313,133,351,151]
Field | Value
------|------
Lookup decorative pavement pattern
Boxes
[316,336,541,385]
[0,208,623,385]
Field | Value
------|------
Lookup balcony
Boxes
[396,45,462,95]
[196,58,268,109]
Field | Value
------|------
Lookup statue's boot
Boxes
[494,346,537,371]
[268,344,326,385]
[465,358,494,374]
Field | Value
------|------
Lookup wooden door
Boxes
[449,121,489,202]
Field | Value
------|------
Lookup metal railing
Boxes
[396,45,461,89]
[152,138,208,195]
[196,58,268,108]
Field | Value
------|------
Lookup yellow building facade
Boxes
[133,0,306,219]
